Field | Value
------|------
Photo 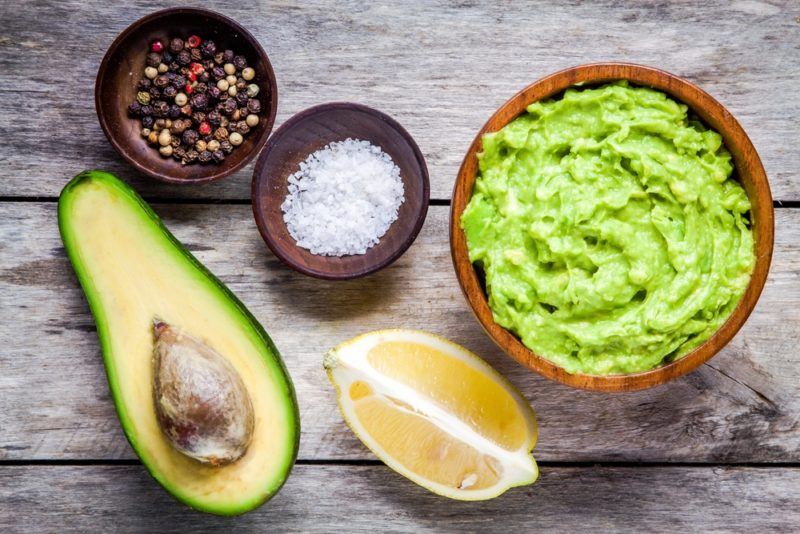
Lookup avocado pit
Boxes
[152,321,254,466]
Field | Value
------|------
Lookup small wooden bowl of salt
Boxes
[252,102,430,280]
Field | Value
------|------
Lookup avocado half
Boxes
[58,171,300,515]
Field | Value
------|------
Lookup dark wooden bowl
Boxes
[95,7,277,184]
[252,103,429,280]
[450,63,774,392]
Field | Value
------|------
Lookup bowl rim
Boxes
[251,101,431,280]
[449,62,775,392]
[94,6,278,184]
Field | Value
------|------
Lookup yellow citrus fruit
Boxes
[324,329,538,500]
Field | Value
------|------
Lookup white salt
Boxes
[281,138,405,256]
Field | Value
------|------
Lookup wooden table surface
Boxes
[1,1,799,531]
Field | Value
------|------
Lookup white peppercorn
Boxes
[144,66,158,79]
[174,92,188,106]
[159,145,173,157]
[195,140,207,152]
[225,74,237,85]
[217,79,229,91]
[158,129,172,146]
[223,63,236,75]
[157,63,169,74]
[241,67,255,81]
[228,86,237,97]
[228,132,243,146]
[207,140,220,152]
[245,114,259,128]
[141,128,151,137]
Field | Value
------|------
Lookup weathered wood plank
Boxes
[1,203,798,462]
[1,0,798,200]
[1,464,798,532]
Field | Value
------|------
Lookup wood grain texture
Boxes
[1,0,798,200]
[1,464,799,532]
[2,203,798,462]
[450,63,774,391]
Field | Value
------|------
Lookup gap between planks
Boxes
[2,459,800,468]
[0,196,798,208]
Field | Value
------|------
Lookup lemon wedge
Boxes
[324,329,538,500]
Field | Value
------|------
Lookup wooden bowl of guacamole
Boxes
[450,63,773,392]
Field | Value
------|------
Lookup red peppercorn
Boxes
[151,40,164,53]
[189,62,205,75]
[198,122,212,135]
[185,83,194,95]
[187,35,201,48]
[187,71,197,82]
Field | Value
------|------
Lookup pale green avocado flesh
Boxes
[58,171,299,515]
[461,82,755,375]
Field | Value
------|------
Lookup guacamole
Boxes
[461,82,755,375]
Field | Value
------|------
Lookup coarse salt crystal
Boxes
[281,138,405,256]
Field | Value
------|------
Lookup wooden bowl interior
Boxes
[95,8,277,183]
[253,104,429,280]
[450,63,774,391]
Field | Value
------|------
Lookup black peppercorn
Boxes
[152,100,169,117]
[170,118,189,134]
[177,50,191,66]
[163,85,177,98]
[211,66,225,80]
[141,115,154,129]
[137,78,152,90]
[200,40,217,58]
[207,86,221,101]
[199,72,210,83]
[207,110,222,126]
[184,149,199,164]
[146,52,162,67]
[128,102,142,116]
[220,140,233,154]
[190,48,202,62]
[194,82,208,95]
[233,55,247,69]
[191,111,207,124]
[173,146,186,160]
[236,92,249,106]
[140,105,153,117]
[198,150,212,163]
[212,149,225,163]
[154,74,170,88]
[222,49,235,63]
[246,99,261,113]
[180,104,193,116]
[161,51,173,64]
[169,61,180,72]
[148,86,161,99]
[182,129,200,146]
[222,98,237,115]
[214,52,224,64]
[168,104,181,119]
[235,121,250,135]
[171,74,187,88]
[169,38,184,53]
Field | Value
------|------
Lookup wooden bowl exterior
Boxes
[252,103,430,280]
[95,7,277,184]
[450,63,774,392]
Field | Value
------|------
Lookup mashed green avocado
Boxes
[461,82,755,375]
